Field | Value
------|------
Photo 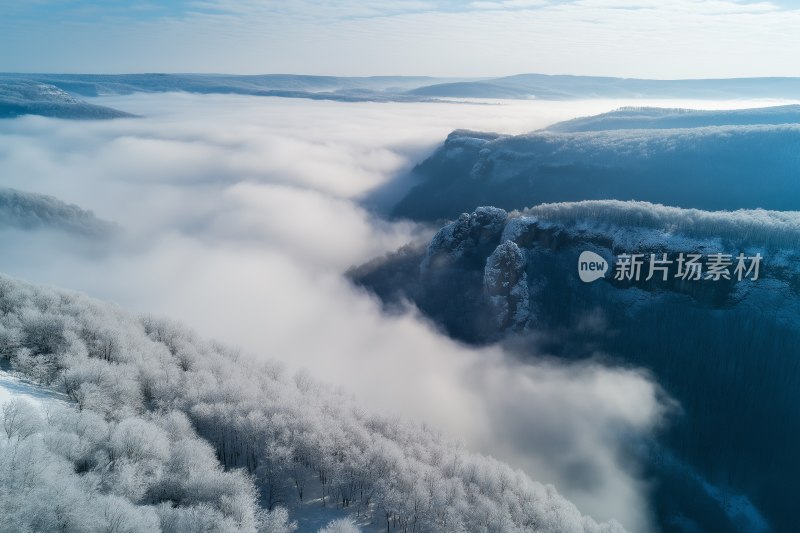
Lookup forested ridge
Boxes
[0,274,624,533]
[352,200,800,532]
[392,120,800,221]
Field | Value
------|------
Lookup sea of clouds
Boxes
[1,94,791,532]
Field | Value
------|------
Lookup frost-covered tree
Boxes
[0,273,626,533]
[257,506,297,533]
[319,518,362,533]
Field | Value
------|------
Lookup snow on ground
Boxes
[290,498,371,533]
[0,363,68,409]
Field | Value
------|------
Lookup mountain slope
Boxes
[391,109,800,221]
[545,105,800,132]
[0,74,470,104]
[0,273,625,533]
[407,73,800,100]
[6,73,800,104]
[352,200,800,533]
[0,74,457,97]
[0,187,119,237]
[0,79,133,119]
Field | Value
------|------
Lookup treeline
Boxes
[521,199,800,250]
[0,274,624,533]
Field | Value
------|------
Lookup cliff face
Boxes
[353,200,800,533]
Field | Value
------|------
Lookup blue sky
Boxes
[2,0,799,78]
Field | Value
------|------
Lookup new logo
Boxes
[578,251,608,282]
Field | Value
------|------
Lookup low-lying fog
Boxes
[1,94,795,531]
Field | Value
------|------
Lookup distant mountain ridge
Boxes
[545,104,800,132]
[408,73,800,99]
[4,73,800,105]
[0,73,473,104]
[0,78,134,119]
[0,73,459,96]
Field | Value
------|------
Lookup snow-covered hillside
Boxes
[392,106,800,221]
[0,187,119,237]
[0,273,625,533]
[544,105,800,132]
[0,79,133,119]
[0,365,67,407]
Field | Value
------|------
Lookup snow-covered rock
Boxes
[484,240,530,329]
[420,206,507,273]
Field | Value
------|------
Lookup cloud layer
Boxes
[0,94,757,531]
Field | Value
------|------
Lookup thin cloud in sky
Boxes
[1,0,799,76]
[469,0,551,10]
